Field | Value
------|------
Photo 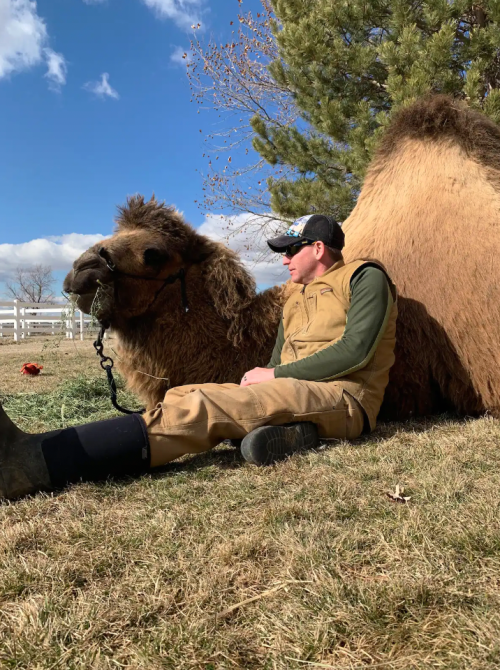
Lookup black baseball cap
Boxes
[267,214,345,253]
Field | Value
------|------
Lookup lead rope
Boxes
[93,324,145,415]
[93,267,189,415]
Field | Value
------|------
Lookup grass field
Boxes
[1,338,500,669]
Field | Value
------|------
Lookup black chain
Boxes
[93,324,145,415]
[92,257,189,414]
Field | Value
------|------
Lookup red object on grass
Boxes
[20,363,43,376]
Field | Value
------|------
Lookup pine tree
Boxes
[252,0,500,220]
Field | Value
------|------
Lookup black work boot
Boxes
[240,422,319,466]
[0,401,149,501]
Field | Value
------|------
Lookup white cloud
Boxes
[0,1,68,90]
[83,72,119,99]
[0,220,289,290]
[44,48,66,90]
[0,233,107,281]
[170,45,193,66]
[142,0,204,32]
[197,213,290,289]
[0,0,47,78]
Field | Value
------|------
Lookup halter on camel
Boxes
[93,248,189,415]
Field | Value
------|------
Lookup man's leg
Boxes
[144,379,363,467]
[239,385,365,465]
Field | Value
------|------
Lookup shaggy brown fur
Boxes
[64,196,289,409]
[343,94,500,419]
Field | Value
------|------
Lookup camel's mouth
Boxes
[71,292,99,316]
[63,268,99,297]
[63,253,114,315]
[65,281,115,317]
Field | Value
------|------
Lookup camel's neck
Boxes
[111,311,171,347]
[235,284,289,347]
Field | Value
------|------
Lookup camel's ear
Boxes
[188,236,216,264]
[203,247,255,319]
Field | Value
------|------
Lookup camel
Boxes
[64,95,500,420]
[63,198,289,409]
[343,95,500,420]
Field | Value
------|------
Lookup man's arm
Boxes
[266,318,285,369]
[274,266,393,381]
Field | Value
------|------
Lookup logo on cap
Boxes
[285,215,313,238]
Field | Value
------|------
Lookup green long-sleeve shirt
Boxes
[267,266,393,381]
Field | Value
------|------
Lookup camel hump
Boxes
[344,94,500,419]
[377,94,500,171]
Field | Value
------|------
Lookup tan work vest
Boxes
[279,259,398,430]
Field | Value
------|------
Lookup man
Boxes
[0,215,397,500]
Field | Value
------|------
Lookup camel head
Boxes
[63,195,210,322]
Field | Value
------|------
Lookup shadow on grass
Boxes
[151,442,244,476]
[88,412,478,489]
[356,411,472,442]
[149,411,471,478]
[1,412,478,506]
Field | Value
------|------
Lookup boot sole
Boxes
[240,422,319,466]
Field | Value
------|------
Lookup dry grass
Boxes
[1,343,500,668]
[0,336,109,394]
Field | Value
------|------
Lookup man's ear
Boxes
[315,242,326,259]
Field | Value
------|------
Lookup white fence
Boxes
[0,300,96,341]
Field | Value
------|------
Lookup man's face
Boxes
[282,242,323,284]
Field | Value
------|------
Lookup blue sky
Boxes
[0,0,288,295]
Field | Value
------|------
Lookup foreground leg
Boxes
[0,379,364,500]
[0,403,52,499]
[0,402,149,500]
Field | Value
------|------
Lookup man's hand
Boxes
[240,367,275,387]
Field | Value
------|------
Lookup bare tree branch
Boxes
[187,0,299,232]
[5,265,56,303]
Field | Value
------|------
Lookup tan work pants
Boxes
[144,378,365,467]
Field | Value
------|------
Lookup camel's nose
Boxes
[63,249,109,295]
[76,255,105,273]
[62,269,74,294]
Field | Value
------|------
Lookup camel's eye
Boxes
[143,248,167,267]
[99,247,116,270]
